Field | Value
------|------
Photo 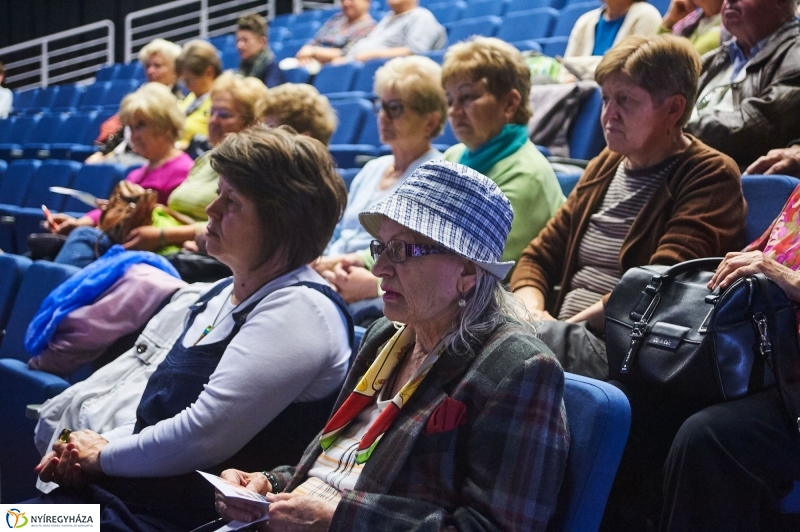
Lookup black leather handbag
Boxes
[605,258,800,430]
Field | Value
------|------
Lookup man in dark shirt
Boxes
[236,13,285,88]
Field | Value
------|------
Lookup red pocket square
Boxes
[424,397,467,434]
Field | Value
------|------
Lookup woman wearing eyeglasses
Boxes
[52,73,269,268]
[314,56,446,274]
[212,160,569,532]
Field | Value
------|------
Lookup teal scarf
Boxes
[458,124,529,176]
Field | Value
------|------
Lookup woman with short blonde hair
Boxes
[441,37,563,268]
[138,38,183,90]
[442,37,533,125]
[210,72,269,127]
[52,82,195,267]
[373,55,447,138]
[315,55,446,272]
[118,82,185,143]
[260,83,337,146]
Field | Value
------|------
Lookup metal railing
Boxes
[125,0,277,63]
[125,0,338,62]
[0,20,115,91]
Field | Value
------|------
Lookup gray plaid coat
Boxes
[272,318,570,531]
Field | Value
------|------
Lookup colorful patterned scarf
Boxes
[320,325,442,464]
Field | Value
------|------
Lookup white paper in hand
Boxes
[197,470,270,531]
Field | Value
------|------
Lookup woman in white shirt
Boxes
[0,62,13,119]
[32,125,353,531]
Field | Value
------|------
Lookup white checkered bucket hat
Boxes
[359,160,515,279]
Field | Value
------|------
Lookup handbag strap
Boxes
[754,274,800,435]
[621,258,726,374]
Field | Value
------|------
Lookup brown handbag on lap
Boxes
[98,181,157,244]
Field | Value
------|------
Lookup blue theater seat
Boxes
[20,112,69,159]
[0,159,43,252]
[116,61,144,81]
[551,2,601,37]
[50,84,85,113]
[338,168,362,191]
[60,163,125,214]
[77,81,111,111]
[0,115,41,161]
[549,373,631,531]
[27,85,60,114]
[94,64,120,81]
[329,145,379,169]
[287,20,322,41]
[0,159,42,207]
[556,173,582,197]
[507,0,556,11]
[0,259,81,503]
[428,1,467,24]
[313,62,362,95]
[221,48,241,71]
[464,0,508,18]
[330,98,373,145]
[269,27,291,46]
[741,174,800,244]
[433,121,459,150]
[43,112,97,160]
[325,59,386,100]
[446,15,503,43]
[293,8,323,24]
[99,79,140,109]
[12,88,39,114]
[2,160,82,254]
[209,34,235,52]
[277,38,309,61]
[271,13,294,28]
[567,84,606,161]
[356,108,380,147]
[0,254,32,329]
[499,8,560,41]
[0,116,16,143]
[284,67,312,84]
[539,36,570,57]
[650,0,671,15]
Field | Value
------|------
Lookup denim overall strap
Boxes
[207,281,356,474]
[133,277,251,434]
[133,280,354,434]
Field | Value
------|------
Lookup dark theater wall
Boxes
[0,0,293,63]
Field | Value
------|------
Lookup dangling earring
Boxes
[458,291,466,308]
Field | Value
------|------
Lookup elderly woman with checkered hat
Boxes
[212,160,570,531]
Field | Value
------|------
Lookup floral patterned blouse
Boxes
[307,13,376,53]
[745,184,800,325]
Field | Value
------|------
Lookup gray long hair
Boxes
[443,266,533,357]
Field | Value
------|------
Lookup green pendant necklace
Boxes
[193,289,239,346]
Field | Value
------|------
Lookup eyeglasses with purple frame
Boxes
[369,239,451,263]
